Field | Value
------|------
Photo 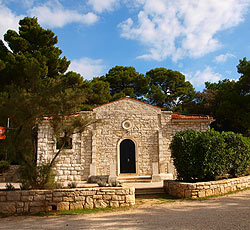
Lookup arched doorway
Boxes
[120,139,136,173]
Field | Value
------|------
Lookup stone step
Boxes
[135,187,165,196]
[118,176,152,183]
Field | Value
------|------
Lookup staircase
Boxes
[135,187,165,197]
[118,175,166,197]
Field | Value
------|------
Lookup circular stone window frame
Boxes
[122,120,133,130]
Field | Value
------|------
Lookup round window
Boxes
[122,120,132,130]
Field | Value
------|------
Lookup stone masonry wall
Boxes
[37,112,93,183]
[160,115,211,176]
[93,98,162,176]
[164,176,250,198]
[37,97,213,183]
[0,186,135,215]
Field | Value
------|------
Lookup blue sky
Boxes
[1,0,250,91]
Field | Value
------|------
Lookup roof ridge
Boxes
[92,97,162,110]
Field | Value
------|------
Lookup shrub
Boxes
[222,132,250,177]
[68,182,77,188]
[0,160,10,173]
[196,130,227,181]
[5,183,15,191]
[170,129,250,182]
[170,130,200,182]
[19,162,56,189]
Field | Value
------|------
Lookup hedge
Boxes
[170,129,250,182]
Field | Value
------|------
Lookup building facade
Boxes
[37,97,214,183]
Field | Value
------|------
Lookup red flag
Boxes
[0,126,6,140]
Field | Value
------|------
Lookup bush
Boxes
[5,183,15,191]
[171,129,250,182]
[19,162,56,189]
[222,132,250,177]
[0,160,10,173]
[170,130,200,182]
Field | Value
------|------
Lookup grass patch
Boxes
[31,205,132,217]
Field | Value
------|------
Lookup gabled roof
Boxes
[92,96,162,110]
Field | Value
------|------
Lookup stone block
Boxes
[93,195,103,199]
[0,202,16,214]
[110,201,119,208]
[53,196,63,202]
[85,196,94,209]
[21,195,34,202]
[63,196,74,202]
[30,201,45,207]
[103,195,111,200]
[80,191,96,196]
[53,191,65,197]
[16,202,24,208]
[57,202,69,211]
[34,195,46,201]
[0,196,6,201]
[16,208,24,214]
[70,201,84,210]
[198,190,205,198]
[126,195,135,204]
[184,190,192,198]
[94,200,108,208]
[205,189,212,197]
[75,196,85,201]
[115,190,126,195]
[7,191,21,201]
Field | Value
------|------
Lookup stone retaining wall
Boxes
[164,176,250,198]
[0,186,135,215]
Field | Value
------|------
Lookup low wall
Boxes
[164,175,250,198]
[0,186,135,215]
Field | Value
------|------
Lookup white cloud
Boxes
[214,53,236,63]
[87,0,119,13]
[119,0,250,61]
[0,3,23,41]
[28,0,98,28]
[69,57,108,80]
[185,66,223,89]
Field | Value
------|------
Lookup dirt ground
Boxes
[1,189,250,230]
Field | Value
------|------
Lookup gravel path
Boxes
[1,189,250,230]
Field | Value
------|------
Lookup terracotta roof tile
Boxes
[172,114,214,120]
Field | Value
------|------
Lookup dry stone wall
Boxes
[0,186,135,215]
[164,176,250,198]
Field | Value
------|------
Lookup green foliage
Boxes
[222,132,250,177]
[146,68,195,110]
[5,183,15,191]
[101,66,149,99]
[19,162,56,189]
[0,160,10,173]
[171,130,250,182]
[185,57,250,137]
[68,182,77,188]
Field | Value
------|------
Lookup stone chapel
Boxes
[37,97,214,184]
